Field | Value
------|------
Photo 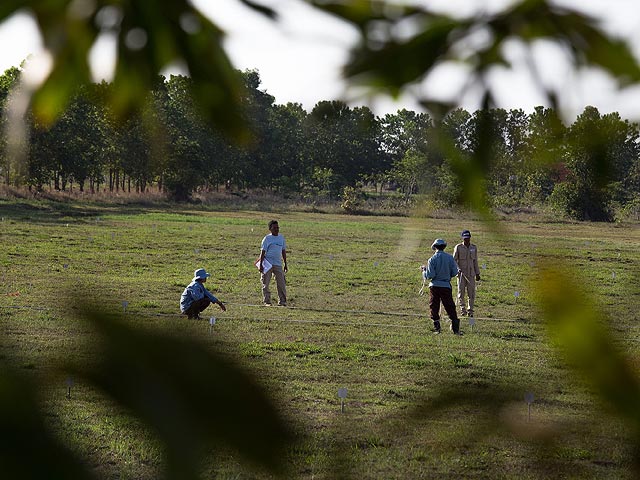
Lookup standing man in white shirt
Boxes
[259,220,288,306]
[453,229,481,317]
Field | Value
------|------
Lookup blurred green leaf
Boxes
[311,0,419,31]
[488,0,640,82]
[109,1,247,140]
[344,16,464,96]
[433,125,492,221]
[1,0,247,140]
[69,307,292,479]
[537,265,640,431]
[320,0,640,106]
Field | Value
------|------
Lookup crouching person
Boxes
[180,268,226,319]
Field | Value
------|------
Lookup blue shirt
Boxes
[180,281,218,313]
[425,250,458,288]
[261,234,286,267]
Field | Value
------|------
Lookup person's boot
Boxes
[451,317,462,335]
[432,320,441,334]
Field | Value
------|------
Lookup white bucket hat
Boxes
[193,268,211,282]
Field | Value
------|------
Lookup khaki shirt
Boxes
[453,243,479,277]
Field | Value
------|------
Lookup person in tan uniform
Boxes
[453,229,481,317]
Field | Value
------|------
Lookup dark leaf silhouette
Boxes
[68,306,292,479]
[0,368,95,480]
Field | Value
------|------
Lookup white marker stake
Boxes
[338,388,348,413]
[482,264,487,270]
[373,261,379,267]
[194,248,200,254]
[122,301,129,313]
[469,316,475,332]
[612,271,616,280]
[209,317,216,334]
[525,392,534,422]
[514,291,520,302]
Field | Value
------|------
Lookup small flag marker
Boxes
[524,392,534,421]
[338,387,348,413]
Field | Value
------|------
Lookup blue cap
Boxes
[431,238,447,250]
[193,268,211,281]
[461,230,471,238]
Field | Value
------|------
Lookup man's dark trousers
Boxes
[429,286,460,333]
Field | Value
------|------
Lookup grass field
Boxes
[1,198,639,479]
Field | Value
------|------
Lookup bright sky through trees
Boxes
[1,0,640,120]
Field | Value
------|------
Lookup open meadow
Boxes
[1,198,639,479]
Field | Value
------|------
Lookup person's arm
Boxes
[204,287,226,311]
[450,256,459,279]
[282,249,287,273]
[213,297,226,311]
[425,257,435,280]
[259,249,266,273]
[474,246,481,281]
[453,245,462,275]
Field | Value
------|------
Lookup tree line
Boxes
[1,66,639,221]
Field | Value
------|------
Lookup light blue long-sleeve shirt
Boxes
[180,281,219,313]
[426,250,459,288]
